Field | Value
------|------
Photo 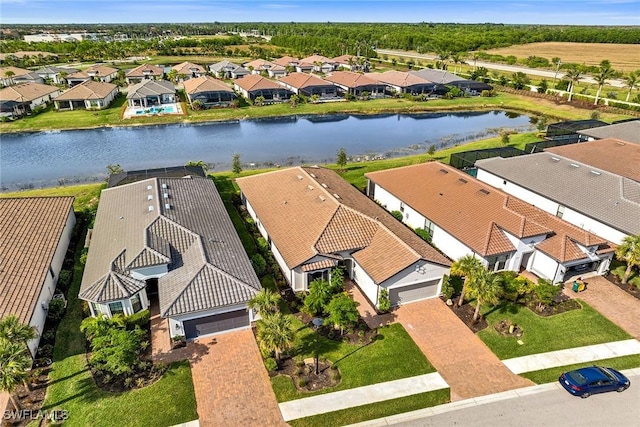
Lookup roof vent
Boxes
[163,193,169,199]
[162,183,168,189]
[297,175,303,180]
[479,189,490,195]
[148,206,154,212]
[321,183,328,188]
[438,168,449,174]
[318,196,326,202]
[165,203,171,210]
[590,170,601,176]
[570,163,579,168]
[310,173,317,178]
[458,178,468,184]
[147,185,153,190]
[307,185,314,190]
[333,193,340,199]
[551,156,560,162]
[147,194,153,200]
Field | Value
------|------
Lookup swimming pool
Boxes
[136,105,177,115]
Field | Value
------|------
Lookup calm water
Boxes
[0,111,532,190]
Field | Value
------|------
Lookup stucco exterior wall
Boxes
[168,303,254,338]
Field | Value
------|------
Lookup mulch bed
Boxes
[296,313,378,345]
[6,368,51,426]
[605,273,640,301]
[446,300,489,333]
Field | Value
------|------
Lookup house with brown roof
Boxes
[0,197,75,357]
[366,71,442,95]
[367,162,615,283]
[278,73,338,99]
[273,56,300,69]
[183,76,236,108]
[324,71,386,98]
[171,61,207,81]
[237,167,451,308]
[234,74,292,103]
[54,80,119,111]
[65,64,119,87]
[300,55,335,73]
[79,176,261,340]
[0,82,60,118]
[332,55,369,72]
[244,59,287,78]
[125,63,165,84]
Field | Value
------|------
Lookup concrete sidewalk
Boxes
[278,372,448,421]
[503,339,640,374]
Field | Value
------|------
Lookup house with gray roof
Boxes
[476,153,640,244]
[209,60,250,79]
[126,79,176,108]
[79,176,261,340]
[578,120,640,144]
[410,69,492,94]
[33,66,79,84]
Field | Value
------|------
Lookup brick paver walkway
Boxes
[563,275,640,339]
[395,299,533,401]
[346,280,396,329]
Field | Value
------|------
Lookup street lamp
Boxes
[312,317,323,375]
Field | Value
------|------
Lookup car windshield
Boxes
[567,371,588,385]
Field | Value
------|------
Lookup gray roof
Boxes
[579,120,640,144]
[209,60,249,74]
[410,69,464,84]
[34,66,79,75]
[476,153,640,235]
[126,79,175,99]
[13,72,44,83]
[79,176,260,317]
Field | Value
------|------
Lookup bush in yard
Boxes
[326,293,360,335]
[530,278,561,312]
[499,272,535,302]
[414,227,432,243]
[390,210,404,221]
[303,279,333,316]
[257,236,269,254]
[89,325,147,376]
[124,309,150,330]
[57,269,72,292]
[440,275,455,300]
[46,298,66,322]
[251,253,267,276]
[378,288,391,313]
[264,357,278,372]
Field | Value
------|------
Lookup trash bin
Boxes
[572,281,580,292]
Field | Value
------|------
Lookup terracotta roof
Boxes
[273,56,299,67]
[366,70,432,87]
[234,74,283,91]
[85,64,118,76]
[0,82,59,102]
[545,138,640,182]
[278,72,330,89]
[301,55,333,64]
[183,75,233,94]
[332,55,357,64]
[237,167,450,285]
[0,197,74,325]
[366,162,613,262]
[172,61,206,75]
[54,80,118,100]
[324,71,382,88]
[125,63,164,78]
[0,66,31,78]
[244,59,285,71]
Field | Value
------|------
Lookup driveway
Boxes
[395,299,533,401]
[189,330,287,427]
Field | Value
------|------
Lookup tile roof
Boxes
[273,56,300,67]
[234,74,283,92]
[476,153,640,236]
[209,60,247,73]
[237,167,450,285]
[410,69,463,84]
[0,197,74,325]
[183,75,233,94]
[324,71,383,88]
[0,82,59,102]
[365,71,431,88]
[366,162,614,262]
[579,120,640,144]
[300,55,333,64]
[244,59,285,71]
[126,63,164,78]
[278,72,330,89]
[0,66,31,78]
[545,138,640,181]
[172,61,206,75]
[34,66,79,75]
[54,80,118,100]
[332,55,357,64]
[79,177,260,317]
[126,79,175,99]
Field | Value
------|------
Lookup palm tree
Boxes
[551,57,562,84]
[615,234,640,285]
[466,268,503,323]
[564,66,585,102]
[0,339,32,410]
[3,69,15,85]
[248,289,281,317]
[256,312,296,362]
[593,60,618,105]
[624,72,638,102]
[0,315,36,344]
[471,52,480,71]
[450,255,483,308]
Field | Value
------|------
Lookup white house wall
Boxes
[169,303,255,338]
[560,207,628,244]
[352,260,379,306]
[130,264,168,280]
[382,260,449,295]
[502,231,547,271]
[530,250,563,283]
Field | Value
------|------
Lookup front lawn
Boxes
[610,259,640,290]
[477,301,631,360]
[271,322,436,402]
[521,354,640,384]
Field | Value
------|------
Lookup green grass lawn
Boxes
[0,183,103,213]
[271,322,436,402]
[477,301,631,360]
[610,260,640,289]
[521,354,640,385]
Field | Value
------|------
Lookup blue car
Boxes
[559,366,630,398]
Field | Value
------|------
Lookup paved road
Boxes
[375,49,626,88]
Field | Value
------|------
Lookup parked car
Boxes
[559,366,630,398]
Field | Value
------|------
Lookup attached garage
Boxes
[389,279,440,306]
[183,309,250,340]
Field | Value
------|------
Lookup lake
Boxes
[0,111,533,190]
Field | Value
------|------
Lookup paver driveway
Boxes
[189,329,287,427]
[396,299,533,401]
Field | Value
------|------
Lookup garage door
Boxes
[183,309,250,339]
[389,280,440,306]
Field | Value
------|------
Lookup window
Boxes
[49,266,55,279]
[108,301,124,316]
[400,202,405,212]
[488,254,509,271]
[91,302,101,316]
[131,294,143,313]
[424,219,435,236]
[556,205,565,219]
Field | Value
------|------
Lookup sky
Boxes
[1,0,639,25]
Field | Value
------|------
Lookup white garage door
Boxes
[389,279,440,306]
[183,309,250,340]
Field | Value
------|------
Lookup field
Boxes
[485,42,640,72]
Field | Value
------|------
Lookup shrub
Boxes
[257,237,269,254]
[532,279,560,306]
[47,298,66,322]
[125,309,150,330]
[378,288,391,313]
[251,253,267,276]
[414,227,432,243]
[481,90,495,97]
[57,269,72,292]
[298,378,307,387]
[264,357,278,372]
[440,275,455,300]
[390,210,404,221]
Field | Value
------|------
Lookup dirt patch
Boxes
[605,274,640,301]
[271,357,341,393]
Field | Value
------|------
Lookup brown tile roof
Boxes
[0,197,74,324]
[0,66,31,78]
[54,80,118,100]
[183,75,233,94]
[273,56,299,67]
[237,167,450,285]
[366,162,613,262]
[172,61,206,75]
[234,74,283,92]
[545,138,640,182]
[244,59,285,71]
[278,72,329,89]
[0,82,59,102]
[85,64,119,76]
[324,71,382,88]
[0,51,57,60]
[365,70,432,87]
[125,63,164,78]
[332,55,357,64]
[301,55,333,64]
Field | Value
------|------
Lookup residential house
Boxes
[273,56,300,70]
[367,162,615,283]
[79,176,261,340]
[0,82,60,118]
[410,69,492,94]
[11,72,44,85]
[324,71,386,98]
[332,55,368,72]
[126,79,176,108]
[237,167,451,308]
[1,66,34,86]
[183,76,236,108]
[244,59,287,78]
[33,66,79,84]
[366,71,442,95]
[209,60,250,79]
[54,80,119,111]
[125,64,165,84]
[107,165,207,188]
[65,64,119,87]
[294,62,315,73]
[578,120,640,144]
[475,152,640,244]
[278,73,338,98]
[0,197,75,357]
[171,61,207,81]
[300,55,335,73]
[234,74,292,103]
[0,51,58,63]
